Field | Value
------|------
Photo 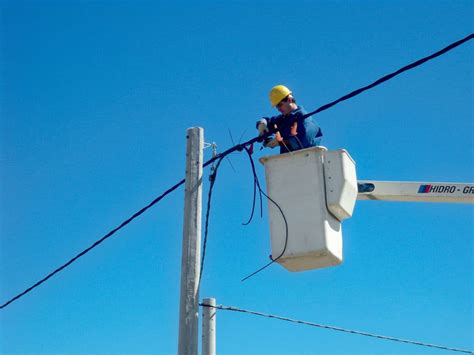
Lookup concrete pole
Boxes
[178,127,203,355]
[202,298,216,355]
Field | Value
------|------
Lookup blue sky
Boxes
[0,1,472,354]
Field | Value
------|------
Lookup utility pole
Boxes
[202,298,216,355]
[178,127,203,355]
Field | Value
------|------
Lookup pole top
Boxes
[202,298,216,306]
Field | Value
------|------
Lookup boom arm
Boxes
[357,181,474,203]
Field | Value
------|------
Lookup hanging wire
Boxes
[241,170,258,226]
[198,152,225,288]
[240,147,289,282]
[241,146,263,225]
[199,303,473,354]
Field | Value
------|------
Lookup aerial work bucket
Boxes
[259,147,357,272]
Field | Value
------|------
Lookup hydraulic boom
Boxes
[357,181,474,203]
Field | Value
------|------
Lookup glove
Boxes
[263,137,279,148]
[256,118,269,136]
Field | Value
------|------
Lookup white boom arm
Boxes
[357,181,474,203]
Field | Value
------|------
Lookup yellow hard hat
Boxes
[269,85,292,107]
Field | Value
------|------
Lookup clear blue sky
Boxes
[1,1,472,354]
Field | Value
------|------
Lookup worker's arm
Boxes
[256,116,282,134]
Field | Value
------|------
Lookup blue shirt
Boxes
[267,106,323,154]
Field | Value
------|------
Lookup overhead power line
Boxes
[205,33,474,169]
[200,303,473,354]
[0,179,185,310]
[1,34,472,310]
[303,33,474,119]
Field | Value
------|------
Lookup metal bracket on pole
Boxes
[178,127,204,355]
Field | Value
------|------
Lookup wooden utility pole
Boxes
[178,127,203,355]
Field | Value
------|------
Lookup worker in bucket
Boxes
[256,85,323,154]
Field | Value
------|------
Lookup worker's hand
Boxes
[273,124,283,143]
[290,121,298,136]
[263,137,279,148]
[256,118,269,136]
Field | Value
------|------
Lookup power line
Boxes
[302,33,474,119]
[200,303,473,354]
[0,179,185,310]
[205,34,474,168]
[1,34,472,310]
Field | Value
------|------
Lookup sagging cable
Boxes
[240,147,289,282]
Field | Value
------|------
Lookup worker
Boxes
[256,85,323,154]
